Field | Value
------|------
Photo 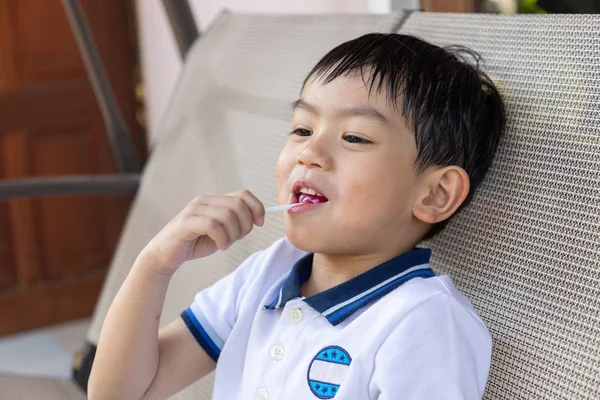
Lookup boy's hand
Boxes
[141,190,265,275]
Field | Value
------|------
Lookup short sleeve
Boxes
[370,293,492,400]
[180,250,262,362]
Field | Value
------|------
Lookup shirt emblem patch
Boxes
[307,346,352,399]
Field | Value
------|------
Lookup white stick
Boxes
[265,203,301,213]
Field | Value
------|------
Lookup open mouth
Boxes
[291,180,329,205]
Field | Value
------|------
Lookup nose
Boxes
[296,133,332,170]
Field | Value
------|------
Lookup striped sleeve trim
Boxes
[180,307,223,362]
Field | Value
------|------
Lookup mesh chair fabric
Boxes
[396,12,600,400]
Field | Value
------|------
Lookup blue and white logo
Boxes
[307,346,352,399]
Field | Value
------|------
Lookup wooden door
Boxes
[0,0,146,335]
[421,0,476,12]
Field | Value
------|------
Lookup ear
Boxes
[412,166,470,224]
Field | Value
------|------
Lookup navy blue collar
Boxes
[264,248,434,326]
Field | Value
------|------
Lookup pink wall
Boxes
[192,0,370,26]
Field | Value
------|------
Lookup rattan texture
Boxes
[397,12,600,400]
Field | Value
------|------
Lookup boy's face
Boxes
[276,73,426,255]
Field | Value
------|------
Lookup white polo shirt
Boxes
[181,237,491,400]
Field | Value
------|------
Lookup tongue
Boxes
[298,193,328,204]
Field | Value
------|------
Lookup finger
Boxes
[232,189,266,226]
[202,195,254,238]
[191,205,241,245]
[226,196,255,235]
[184,216,229,250]
[188,192,260,232]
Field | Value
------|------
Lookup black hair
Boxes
[303,33,506,240]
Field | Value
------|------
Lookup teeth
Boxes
[299,187,317,195]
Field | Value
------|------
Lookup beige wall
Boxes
[136,0,396,144]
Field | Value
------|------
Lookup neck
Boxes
[301,243,414,297]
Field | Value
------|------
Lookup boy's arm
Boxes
[145,316,216,400]
[87,255,215,400]
[88,191,265,400]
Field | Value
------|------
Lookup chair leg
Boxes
[60,0,141,174]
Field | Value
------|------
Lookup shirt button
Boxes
[288,307,303,323]
[269,345,285,361]
[255,389,269,400]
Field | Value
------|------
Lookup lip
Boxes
[289,179,328,214]
[288,202,326,215]
[291,179,327,200]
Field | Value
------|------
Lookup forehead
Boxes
[299,73,397,118]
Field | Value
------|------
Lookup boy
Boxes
[89,33,505,400]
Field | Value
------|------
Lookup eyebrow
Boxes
[292,98,389,125]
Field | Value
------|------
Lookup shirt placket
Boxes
[253,299,312,400]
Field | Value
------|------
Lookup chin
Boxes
[284,224,326,253]
[284,223,352,255]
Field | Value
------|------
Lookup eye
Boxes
[290,128,312,137]
[343,134,372,145]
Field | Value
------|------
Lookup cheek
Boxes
[337,157,415,223]
[276,145,295,201]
